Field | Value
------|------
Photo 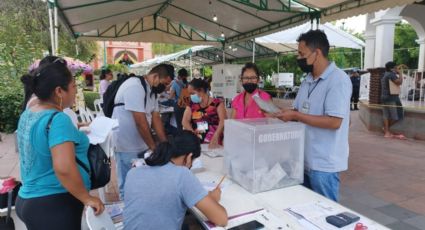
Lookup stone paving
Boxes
[1,110,425,229]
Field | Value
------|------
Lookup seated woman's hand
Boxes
[208,187,222,202]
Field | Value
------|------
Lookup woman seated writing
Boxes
[123,131,228,230]
[182,79,226,148]
[231,62,272,119]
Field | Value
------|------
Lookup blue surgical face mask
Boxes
[190,94,202,103]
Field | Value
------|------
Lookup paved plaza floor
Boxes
[1,110,425,229]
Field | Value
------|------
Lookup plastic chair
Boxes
[85,206,115,230]
[94,99,104,116]
[79,106,95,123]
[98,132,114,203]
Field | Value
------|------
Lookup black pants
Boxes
[16,193,84,230]
[351,87,360,109]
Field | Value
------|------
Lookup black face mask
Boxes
[182,78,188,85]
[151,83,166,94]
[242,83,258,94]
[297,58,314,73]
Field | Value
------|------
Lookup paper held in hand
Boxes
[252,94,280,114]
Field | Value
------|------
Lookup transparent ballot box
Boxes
[224,118,305,193]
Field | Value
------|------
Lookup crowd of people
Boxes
[15,29,404,229]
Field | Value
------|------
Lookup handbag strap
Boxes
[46,111,90,175]
[6,190,12,223]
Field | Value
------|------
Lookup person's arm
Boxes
[392,71,403,85]
[195,188,228,227]
[275,110,343,129]
[151,111,167,142]
[209,102,226,148]
[182,106,194,132]
[231,108,237,119]
[169,88,176,100]
[274,77,348,130]
[51,142,104,215]
[132,111,156,150]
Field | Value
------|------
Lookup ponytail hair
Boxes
[145,131,201,166]
[21,73,35,110]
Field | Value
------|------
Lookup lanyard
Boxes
[308,78,321,99]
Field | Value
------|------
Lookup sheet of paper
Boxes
[252,94,280,113]
[87,116,119,144]
[201,144,224,158]
[285,201,384,230]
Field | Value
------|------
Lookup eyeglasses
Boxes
[35,57,67,78]
[52,57,66,64]
[241,76,258,82]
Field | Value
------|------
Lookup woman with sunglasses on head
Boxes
[231,62,271,119]
[16,57,104,230]
[182,78,227,149]
[124,131,228,230]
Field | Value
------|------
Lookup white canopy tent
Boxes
[256,22,365,53]
[54,0,416,46]
[130,45,213,75]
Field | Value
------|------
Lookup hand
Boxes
[208,135,220,149]
[276,110,299,122]
[209,187,222,202]
[84,196,105,216]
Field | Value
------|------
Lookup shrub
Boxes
[83,91,100,111]
[0,79,24,133]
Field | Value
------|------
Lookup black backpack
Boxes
[102,75,149,118]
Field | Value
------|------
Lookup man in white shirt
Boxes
[112,64,173,199]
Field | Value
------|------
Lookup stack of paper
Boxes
[87,116,119,144]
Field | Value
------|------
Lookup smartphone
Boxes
[326,212,360,228]
[228,220,265,230]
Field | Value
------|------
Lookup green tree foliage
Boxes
[152,43,192,56]
[394,22,419,69]
[0,0,98,132]
[0,0,98,79]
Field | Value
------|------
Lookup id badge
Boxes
[301,101,310,114]
[196,121,209,132]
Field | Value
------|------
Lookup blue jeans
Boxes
[115,152,140,200]
[303,170,340,202]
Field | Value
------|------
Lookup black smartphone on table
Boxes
[227,220,265,230]
[326,212,360,228]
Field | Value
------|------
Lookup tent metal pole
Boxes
[103,41,107,66]
[361,47,364,70]
[54,2,59,54]
[252,38,256,63]
[223,45,225,64]
[48,3,55,55]
[277,55,279,73]
[190,53,193,78]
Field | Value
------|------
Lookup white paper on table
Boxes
[207,209,289,230]
[285,201,383,230]
[201,180,231,192]
[191,158,203,170]
[201,144,224,158]
[87,116,119,144]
